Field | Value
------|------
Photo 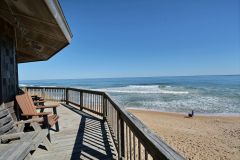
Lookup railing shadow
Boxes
[61,103,117,160]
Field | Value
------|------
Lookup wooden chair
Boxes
[16,93,60,132]
[0,103,51,160]
[31,95,45,106]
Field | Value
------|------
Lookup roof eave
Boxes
[44,0,73,43]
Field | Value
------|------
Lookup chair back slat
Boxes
[0,104,16,135]
[16,93,37,115]
[0,107,9,118]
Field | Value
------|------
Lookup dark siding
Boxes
[0,17,18,103]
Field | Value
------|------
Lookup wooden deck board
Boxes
[32,104,117,160]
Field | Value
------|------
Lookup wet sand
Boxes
[128,109,240,160]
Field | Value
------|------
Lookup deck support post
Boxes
[65,88,69,105]
[103,94,107,121]
[80,91,83,110]
[42,88,46,100]
[118,114,125,159]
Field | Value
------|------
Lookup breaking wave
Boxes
[122,95,240,114]
[19,84,27,87]
[97,85,189,94]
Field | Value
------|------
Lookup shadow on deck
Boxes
[33,104,117,160]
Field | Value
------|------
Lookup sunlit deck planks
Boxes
[32,104,117,160]
[25,87,185,159]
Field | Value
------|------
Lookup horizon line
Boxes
[19,74,240,81]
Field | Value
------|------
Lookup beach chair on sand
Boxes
[16,93,60,132]
[0,103,51,160]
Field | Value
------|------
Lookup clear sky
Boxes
[19,0,240,80]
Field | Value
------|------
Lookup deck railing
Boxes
[23,86,184,160]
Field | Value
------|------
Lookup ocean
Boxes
[20,75,240,115]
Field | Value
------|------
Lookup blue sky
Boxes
[19,0,240,80]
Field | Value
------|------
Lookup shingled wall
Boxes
[0,17,18,104]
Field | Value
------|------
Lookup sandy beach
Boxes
[128,109,240,160]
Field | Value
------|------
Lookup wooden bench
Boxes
[0,103,51,160]
[16,93,60,132]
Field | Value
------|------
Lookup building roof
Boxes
[0,0,72,63]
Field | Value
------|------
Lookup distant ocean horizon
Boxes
[20,75,240,115]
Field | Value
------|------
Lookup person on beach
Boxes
[188,110,194,117]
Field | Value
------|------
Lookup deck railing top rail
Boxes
[23,86,185,160]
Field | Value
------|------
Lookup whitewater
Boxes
[20,75,240,114]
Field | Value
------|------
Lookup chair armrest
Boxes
[33,100,46,104]
[21,112,51,116]
[31,95,43,98]
[35,105,59,109]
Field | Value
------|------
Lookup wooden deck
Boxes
[32,104,117,160]
[25,87,185,160]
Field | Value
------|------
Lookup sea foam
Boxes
[97,85,189,94]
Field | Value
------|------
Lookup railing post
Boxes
[65,88,69,104]
[103,94,107,121]
[42,87,46,99]
[118,114,125,159]
[80,91,83,110]
[24,87,28,93]
[23,87,27,93]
